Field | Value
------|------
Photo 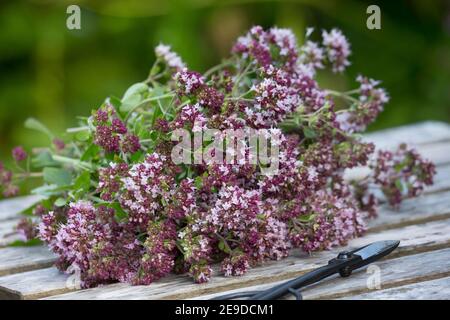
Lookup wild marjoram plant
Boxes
[1,26,435,287]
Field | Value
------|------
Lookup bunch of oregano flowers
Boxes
[1,26,435,287]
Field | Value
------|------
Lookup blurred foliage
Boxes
[1,0,449,165]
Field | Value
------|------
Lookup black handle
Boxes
[249,252,362,300]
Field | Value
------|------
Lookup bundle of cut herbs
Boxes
[1,26,436,288]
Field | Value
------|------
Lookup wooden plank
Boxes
[0,267,72,300]
[424,163,450,194]
[339,277,450,300]
[194,248,450,300]
[369,189,450,232]
[0,219,21,247]
[0,195,43,222]
[0,246,55,277]
[364,121,450,148]
[40,218,450,300]
[416,141,450,166]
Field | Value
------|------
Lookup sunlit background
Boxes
[1,0,450,165]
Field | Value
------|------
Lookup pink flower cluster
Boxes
[371,144,436,207]
[12,146,27,162]
[0,161,18,197]
[155,44,185,71]
[322,29,351,73]
[93,104,141,154]
[337,76,390,133]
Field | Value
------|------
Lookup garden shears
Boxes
[212,240,400,300]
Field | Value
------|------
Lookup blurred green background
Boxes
[1,0,450,164]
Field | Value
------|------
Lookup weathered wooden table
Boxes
[1,121,450,300]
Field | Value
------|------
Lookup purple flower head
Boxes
[12,146,27,162]
[112,118,128,134]
[322,28,351,73]
[3,184,19,197]
[244,66,300,128]
[121,134,141,154]
[119,153,175,230]
[221,253,250,277]
[174,69,205,96]
[233,26,299,70]
[299,40,325,72]
[52,138,66,151]
[98,162,128,201]
[336,75,389,133]
[371,144,436,207]
[16,218,37,241]
[93,105,141,154]
[155,43,185,71]
[189,263,212,284]
[198,86,224,115]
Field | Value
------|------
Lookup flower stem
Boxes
[52,155,93,171]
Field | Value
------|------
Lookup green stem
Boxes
[231,63,254,96]
[203,60,234,78]
[67,126,89,133]
[125,92,176,122]
[52,155,93,171]
[326,90,360,103]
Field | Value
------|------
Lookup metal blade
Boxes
[352,240,400,260]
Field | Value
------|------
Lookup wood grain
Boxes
[0,246,55,277]
[0,195,43,222]
[363,121,450,148]
[339,277,450,300]
[0,219,21,247]
[0,267,72,300]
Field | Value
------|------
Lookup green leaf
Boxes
[108,96,122,110]
[43,167,72,187]
[32,151,58,168]
[8,238,43,247]
[194,176,203,189]
[395,179,405,193]
[130,150,144,163]
[218,240,225,251]
[73,171,91,191]
[109,202,128,221]
[54,197,67,207]
[120,83,149,112]
[75,130,91,142]
[24,118,53,139]
[298,213,316,223]
[31,184,70,197]
[303,127,317,139]
[81,144,100,161]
